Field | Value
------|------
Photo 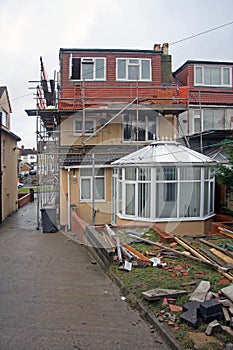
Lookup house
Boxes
[0,86,21,221]
[26,44,220,235]
[19,145,37,169]
[173,60,233,152]
[173,60,233,214]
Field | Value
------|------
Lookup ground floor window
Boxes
[115,166,214,221]
[80,168,105,201]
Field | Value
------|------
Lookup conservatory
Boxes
[111,141,216,230]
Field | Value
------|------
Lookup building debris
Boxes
[205,320,221,336]
[142,288,187,301]
[189,281,211,302]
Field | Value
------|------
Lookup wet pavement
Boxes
[0,202,173,350]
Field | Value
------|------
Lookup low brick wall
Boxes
[18,193,31,208]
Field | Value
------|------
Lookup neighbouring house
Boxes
[0,86,21,221]
[26,44,232,235]
[173,60,233,214]
[19,145,37,169]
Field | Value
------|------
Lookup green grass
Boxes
[109,229,233,350]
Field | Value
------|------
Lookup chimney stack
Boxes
[153,43,161,52]
[162,43,169,55]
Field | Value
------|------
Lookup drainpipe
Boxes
[67,168,71,230]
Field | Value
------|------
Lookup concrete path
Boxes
[0,202,172,350]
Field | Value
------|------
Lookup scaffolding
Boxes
[26,57,189,230]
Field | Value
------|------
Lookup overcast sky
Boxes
[0,0,232,148]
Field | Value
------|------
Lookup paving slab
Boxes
[0,203,173,350]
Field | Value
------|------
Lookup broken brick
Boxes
[169,304,183,312]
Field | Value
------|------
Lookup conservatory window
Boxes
[116,166,214,221]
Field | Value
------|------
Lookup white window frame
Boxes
[1,109,7,128]
[79,168,105,202]
[73,118,96,136]
[69,55,106,81]
[116,166,215,222]
[116,58,151,81]
[193,108,226,133]
[194,65,232,87]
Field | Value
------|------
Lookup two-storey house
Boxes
[0,87,21,221]
[173,60,233,152]
[26,44,217,236]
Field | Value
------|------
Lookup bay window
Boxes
[115,166,214,221]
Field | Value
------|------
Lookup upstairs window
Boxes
[116,58,151,81]
[194,66,232,87]
[193,109,225,133]
[70,56,106,81]
[123,113,156,142]
[1,110,8,128]
[73,118,95,135]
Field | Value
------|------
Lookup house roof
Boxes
[0,86,12,113]
[21,148,37,155]
[112,141,215,166]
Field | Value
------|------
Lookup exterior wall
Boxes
[115,216,214,236]
[59,50,164,109]
[2,134,19,220]
[60,114,122,146]
[60,167,112,227]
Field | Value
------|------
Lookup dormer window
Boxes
[70,56,106,81]
[194,65,232,87]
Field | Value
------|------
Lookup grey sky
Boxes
[0,0,232,148]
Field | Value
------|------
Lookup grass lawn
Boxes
[109,229,233,350]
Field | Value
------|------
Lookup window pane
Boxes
[180,167,201,180]
[95,59,105,79]
[128,65,139,80]
[156,183,177,218]
[138,183,150,218]
[163,167,177,180]
[80,168,92,176]
[204,182,209,215]
[141,60,150,79]
[179,182,200,217]
[125,167,137,180]
[117,59,126,79]
[81,178,91,199]
[126,184,135,215]
[75,120,82,132]
[95,178,104,200]
[85,120,94,132]
[123,115,131,140]
[71,58,81,79]
[138,167,151,181]
[82,62,94,79]
[223,68,230,85]
[195,67,202,84]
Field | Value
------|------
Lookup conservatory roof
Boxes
[112,141,216,166]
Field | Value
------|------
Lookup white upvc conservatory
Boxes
[112,141,216,224]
